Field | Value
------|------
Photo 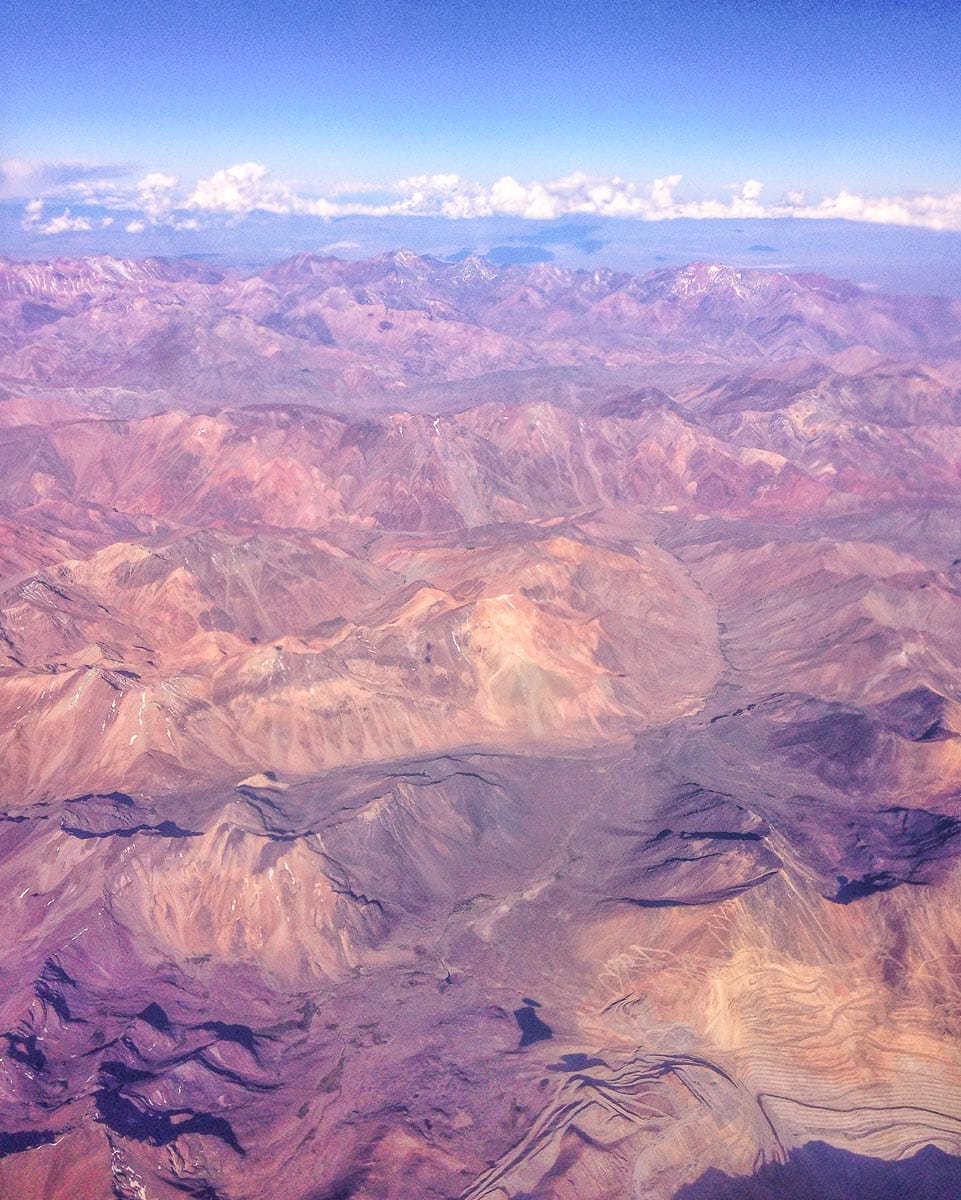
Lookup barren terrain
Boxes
[1,253,961,1198]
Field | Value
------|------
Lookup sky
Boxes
[3,0,961,284]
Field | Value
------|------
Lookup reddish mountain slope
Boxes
[0,256,960,1199]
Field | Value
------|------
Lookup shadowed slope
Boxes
[672,1141,961,1200]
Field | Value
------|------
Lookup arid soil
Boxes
[1,253,961,1198]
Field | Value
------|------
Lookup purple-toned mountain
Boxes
[1,255,961,1200]
[1,252,960,420]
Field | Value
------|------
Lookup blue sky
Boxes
[3,0,961,275]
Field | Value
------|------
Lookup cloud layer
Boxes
[0,158,130,200]
[13,160,961,235]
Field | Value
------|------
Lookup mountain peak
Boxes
[447,254,500,284]
[379,247,429,270]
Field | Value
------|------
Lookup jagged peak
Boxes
[373,247,433,273]
[446,253,499,283]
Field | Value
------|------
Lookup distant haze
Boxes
[3,209,961,298]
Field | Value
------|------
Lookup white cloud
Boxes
[387,171,694,220]
[786,187,961,231]
[136,171,179,221]
[387,171,773,222]
[3,160,44,198]
[186,162,349,219]
[35,208,93,235]
[317,239,362,252]
[649,174,682,211]
[1,158,131,199]
[15,159,961,234]
[489,176,559,219]
[188,162,297,215]
[21,197,44,228]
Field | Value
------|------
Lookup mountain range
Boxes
[1,252,961,1199]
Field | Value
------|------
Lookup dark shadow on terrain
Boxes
[70,791,136,806]
[672,1141,961,1199]
[834,871,901,903]
[514,1002,553,1047]
[0,1129,56,1158]
[316,1172,370,1200]
[138,1002,170,1030]
[547,1052,607,1072]
[4,1032,46,1070]
[198,1020,259,1052]
[61,819,200,839]
[94,1088,244,1154]
[100,1060,156,1086]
